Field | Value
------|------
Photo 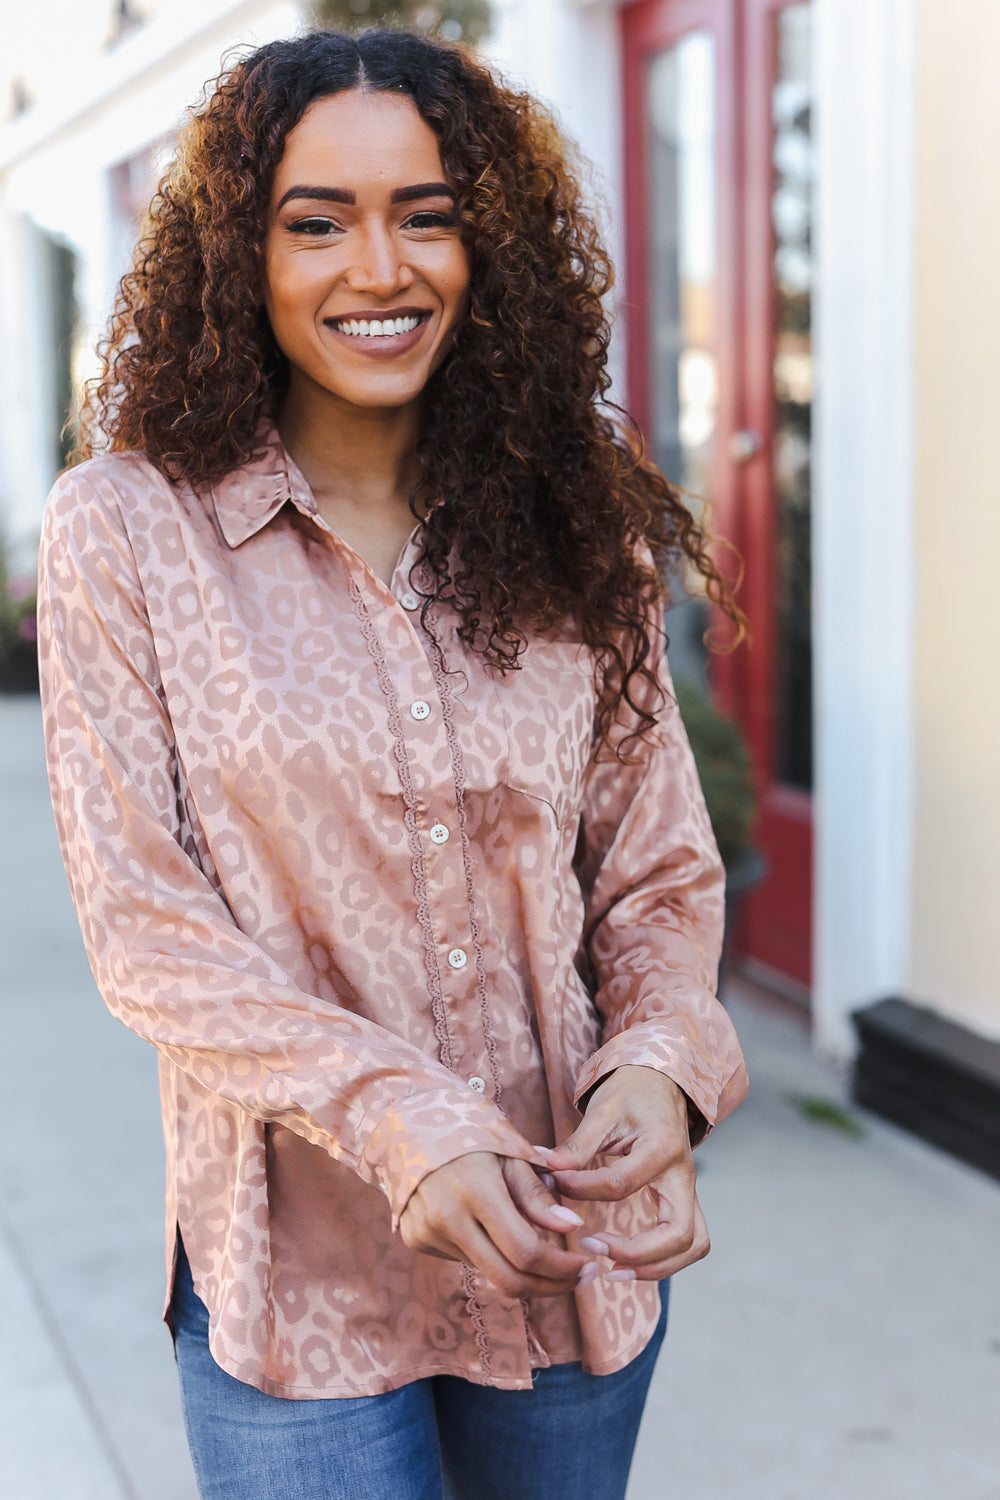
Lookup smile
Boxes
[329,314,426,338]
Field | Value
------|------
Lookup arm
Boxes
[37,466,539,1229]
[542,605,748,1276]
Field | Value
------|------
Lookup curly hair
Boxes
[79,27,743,742]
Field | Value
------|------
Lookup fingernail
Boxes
[532,1144,554,1156]
[578,1236,610,1256]
[577,1262,600,1288]
[549,1205,585,1228]
[539,1172,556,1189]
[607,1268,636,1282]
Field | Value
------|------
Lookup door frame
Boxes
[621,0,814,990]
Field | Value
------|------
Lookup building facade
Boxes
[2,0,998,1165]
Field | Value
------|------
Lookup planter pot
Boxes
[720,848,767,991]
[0,640,40,695]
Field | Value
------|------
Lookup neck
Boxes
[276,377,424,522]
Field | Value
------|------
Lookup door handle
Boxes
[728,429,763,464]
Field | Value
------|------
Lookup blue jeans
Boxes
[172,1237,668,1500]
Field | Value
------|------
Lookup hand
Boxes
[398,1152,596,1298]
[538,1066,710,1282]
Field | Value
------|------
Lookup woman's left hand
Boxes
[537,1066,710,1282]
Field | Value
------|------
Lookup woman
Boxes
[38,26,748,1500]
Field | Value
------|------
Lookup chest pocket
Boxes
[428,621,596,829]
[489,637,597,829]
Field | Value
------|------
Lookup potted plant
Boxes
[672,675,763,984]
[0,540,39,695]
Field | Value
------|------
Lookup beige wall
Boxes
[909,0,1000,1036]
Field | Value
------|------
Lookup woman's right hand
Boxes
[398,1152,597,1297]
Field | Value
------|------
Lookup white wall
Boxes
[908,0,1000,1040]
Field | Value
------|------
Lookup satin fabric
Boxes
[38,427,747,1398]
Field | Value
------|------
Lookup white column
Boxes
[812,0,916,1058]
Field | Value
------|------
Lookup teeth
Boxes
[335,316,421,338]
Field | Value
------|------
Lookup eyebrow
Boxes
[390,182,456,204]
[275,182,456,212]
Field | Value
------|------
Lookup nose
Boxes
[345,222,414,298]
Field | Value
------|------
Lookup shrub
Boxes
[673,675,756,870]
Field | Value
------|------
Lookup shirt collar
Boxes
[209,424,320,549]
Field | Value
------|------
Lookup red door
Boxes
[622,0,815,992]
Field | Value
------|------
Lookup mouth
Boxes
[325,309,431,341]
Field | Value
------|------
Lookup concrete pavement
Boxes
[2,694,998,1500]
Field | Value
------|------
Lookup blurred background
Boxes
[1,2,998,1497]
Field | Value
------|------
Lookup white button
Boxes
[468,1076,487,1094]
[430,823,450,845]
[447,948,468,970]
[410,700,431,721]
[400,592,419,611]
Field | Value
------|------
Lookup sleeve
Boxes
[37,466,539,1226]
[572,604,749,1142]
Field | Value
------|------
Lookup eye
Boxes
[405,209,457,230]
[288,216,342,237]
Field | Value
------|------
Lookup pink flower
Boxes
[17,615,37,642]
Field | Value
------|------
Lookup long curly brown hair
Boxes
[80,27,743,742]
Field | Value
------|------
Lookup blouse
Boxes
[37,426,748,1398]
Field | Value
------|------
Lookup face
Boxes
[262,90,470,417]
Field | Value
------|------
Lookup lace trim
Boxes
[425,617,503,1107]
[350,578,455,1071]
[462,1264,493,1379]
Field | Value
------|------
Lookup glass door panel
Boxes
[647,31,717,500]
[638,13,730,684]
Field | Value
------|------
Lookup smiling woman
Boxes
[262,89,472,580]
[40,25,747,1500]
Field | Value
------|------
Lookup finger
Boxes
[459,1219,592,1299]
[403,1194,586,1290]
[550,1136,675,1202]
[606,1231,711,1283]
[503,1158,586,1236]
[477,1193,591,1286]
[605,1240,709,1282]
[534,1111,623,1174]
[603,1197,709,1276]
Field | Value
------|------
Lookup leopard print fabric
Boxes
[37,429,747,1396]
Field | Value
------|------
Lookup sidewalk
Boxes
[2,694,998,1500]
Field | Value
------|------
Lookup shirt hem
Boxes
[192,1316,659,1400]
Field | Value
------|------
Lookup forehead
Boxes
[272,90,446,194]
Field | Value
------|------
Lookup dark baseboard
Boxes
[852,997,1000,1182]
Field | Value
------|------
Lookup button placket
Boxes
[375,593,494,1120]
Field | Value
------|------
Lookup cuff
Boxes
[359,1087,545,1230]
[573,1020,748,1148]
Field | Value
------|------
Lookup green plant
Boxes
[0,536,39,694]
[310,0,491,44]
[673,675,756,870]
[786,1093,866,1138]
